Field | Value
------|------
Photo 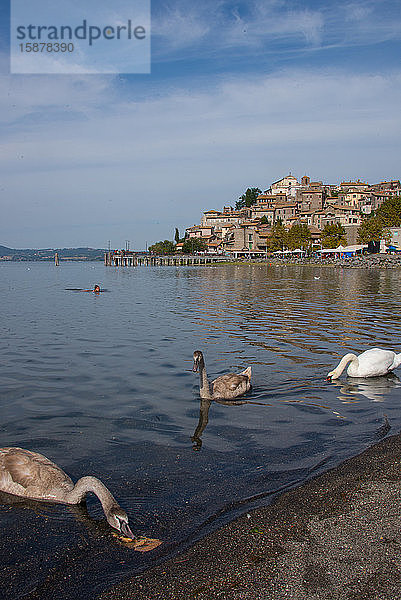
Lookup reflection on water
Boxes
[332,374,401,403]
[1,261,401,599]
[191,398,211,451]
[0,489,107,538]
[191,397,271,450]
[374,414,392,439]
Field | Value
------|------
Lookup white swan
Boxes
[0,447,134,538]
[327,348,401,380]
[192,350,251,399]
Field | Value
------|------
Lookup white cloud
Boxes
[152,0,325,55]
[1,67,401,248]
[0,72,115,126]
[344,2,374,22]
[152,3,212,49]
[323,1,401,48]
[151,0,401,60]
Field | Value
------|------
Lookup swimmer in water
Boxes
[65,284,104,292]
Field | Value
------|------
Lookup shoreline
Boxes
[3,254,401,269]
[214,254,401,269]
[100,431,401,600]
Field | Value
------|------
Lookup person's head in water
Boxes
[93,285,101,293]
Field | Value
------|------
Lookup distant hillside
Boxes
[0,245,18,254]
[0,245,106,261]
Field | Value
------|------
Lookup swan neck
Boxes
[394,353,401,369]
[333,353,358,377]
[66,476,118,514]
[198,356,212,399]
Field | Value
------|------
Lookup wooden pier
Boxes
[104,251,228,267]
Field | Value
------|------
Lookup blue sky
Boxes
[1,0,401,249]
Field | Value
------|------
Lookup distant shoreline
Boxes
[2,253,401,269]
[0,257,104,262]
[0,245,106,261]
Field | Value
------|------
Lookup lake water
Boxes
[1,261,401,599]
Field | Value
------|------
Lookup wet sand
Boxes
[100,431,401,600]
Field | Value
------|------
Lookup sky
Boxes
[1,0,401,250]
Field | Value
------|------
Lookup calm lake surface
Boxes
[1,261,401,599]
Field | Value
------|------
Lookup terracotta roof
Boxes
[331,204,359,211]
[216,221,239,227]
[187,226,213,233]
[240,220,258,226]
[340,180,369,186]
[275,202,297,208]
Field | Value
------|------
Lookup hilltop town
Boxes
[180,174,401,257]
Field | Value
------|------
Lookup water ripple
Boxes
[1,262,401,599]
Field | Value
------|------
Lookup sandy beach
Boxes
[100,430,401,600]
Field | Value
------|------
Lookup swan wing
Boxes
[0,448,73,499]
[212,373,251,399]
[351,349,398,377]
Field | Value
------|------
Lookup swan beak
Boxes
[326,375,332,382]
[192,361,199,372]
[120,521,135,540]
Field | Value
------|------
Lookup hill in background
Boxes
[0,245,106,261]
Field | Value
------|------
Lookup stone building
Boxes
[267,174,301,198]
[222,222,267,257]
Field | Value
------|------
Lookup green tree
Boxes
[357,197,401,247]
[235,187,262,210]
[182,238,207,254]
[357,216,383,244]
[148,240,176,255]
[287,224,312,250]
[321,223,347,248]
[270,221,288,251]
[375,196,401,227]
[174,228,180,243]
